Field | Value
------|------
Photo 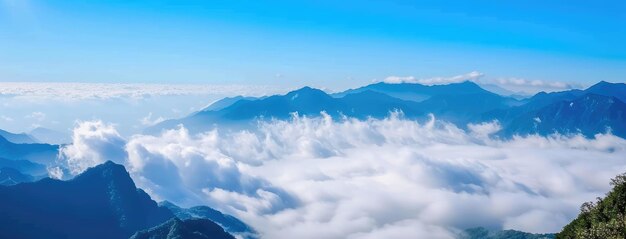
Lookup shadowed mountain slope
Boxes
[0,161,174,239]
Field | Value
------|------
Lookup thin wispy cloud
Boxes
[382,72,585,94]
[0,82,286,101]
[494,78,584,94]
[383,71,485,85]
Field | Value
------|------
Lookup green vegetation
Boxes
[461,227,555,239]
[556,173,626,239]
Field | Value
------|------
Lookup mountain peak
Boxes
[288,86,326,95]
[587,80,626,89]
[286,87,331,101]
[451,80,483,89]
[71,160,137,193]
[585,80,626,102]
[0,161,174,239]
[76,160,128,177]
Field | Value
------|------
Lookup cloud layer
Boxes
[57,114,626,239]
[0,82,285,101]
[493,78,583,94]
[383,71,484,85]
[382,72,585,94]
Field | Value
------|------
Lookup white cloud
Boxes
[139,112,165,126]
[467,120,501,139]
[25,111,46,121]
[380,72,585,95]
[493,78,583,94]
[54,115,626,239]
[57,120,127,175]
[0,82,286,101]
[0,115,13,122]
[383,71,484,85]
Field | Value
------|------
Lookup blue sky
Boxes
[0,0,625,90]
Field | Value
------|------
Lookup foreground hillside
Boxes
[557,172,626,239]
[0,161,247,239]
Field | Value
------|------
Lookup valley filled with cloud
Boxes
[54,113,626,239]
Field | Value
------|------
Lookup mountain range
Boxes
[149,81,626,139]
[0,161,248,239]
[461,227,555,239]
[161,201,257,239]
[0,134,58,165]
[0,129,39,144]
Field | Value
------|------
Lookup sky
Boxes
[1,0,625,91]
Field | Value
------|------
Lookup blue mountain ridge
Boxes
[0,129,39,144]
[0,134,58,165]
[502,94,626,138]
[130,217,235,239]
[149,80,626,139]
[161,201,258,239]
[148,82,518,133]
[29,126,72,145]
[0,161,174,239]
[333,81,495,101]
[481,81,626,138]
[584,80,626,102]
[0,167,34,186]
[0,157,47,176]
[460,227,555,239]
[0,161,246,239]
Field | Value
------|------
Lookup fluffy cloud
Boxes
[139,112,165,126]
[383,71,484,85]
[58,121,127,175]
[55,115,626,239]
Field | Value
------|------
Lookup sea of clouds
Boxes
[0,82,287,137]
[54,113,626,239]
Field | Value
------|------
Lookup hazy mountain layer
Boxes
[149,81,626,139]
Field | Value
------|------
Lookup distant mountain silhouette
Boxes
[502,94,626,138]
[202,96,260,111]
[477,81,626,138]
[149,86,429,133]
[0,129,39,144]
[0,134,58,165]
[479,89,585,125]
[584,81,626,102]
[416,91,518,125]
[0,167,34,186]
[30,127,71,145]
[161,201,257,239]
[0,161,174,239]
[333,81,493,102]
[148,81,626,139]
[129,218,235,239]
[0,157,47,176]
[461,227,555,239]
